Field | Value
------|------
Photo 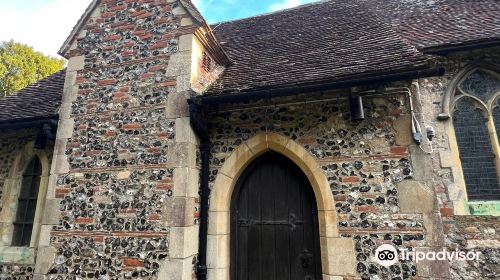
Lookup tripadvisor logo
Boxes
[375,244,481,267]
[375,244,399,267]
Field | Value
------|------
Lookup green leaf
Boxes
[0,40,65,97]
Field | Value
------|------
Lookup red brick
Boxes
[121,50,137,57]
[161,33,173,40]
[390,146,408,155]
[55,188,70,198]
[123,123,141,130]
[333,195,347,201]
[150,40,168,50]
[148,65,163,72]
[147,148,161,154]
[160,6,172,13]
[66,142,81,148]
[343,176,360,183]
[136,12,152,19]
[123,42,136,48]
[297,138,315,145]
[94,236,105,243]
[116,24,135,31]
[160,81,176,87]
[101,12,116,18]
[132,30,147,36]
[104,34,121,41]
[131,10,147,17]
[157,183,173,191]
[141,73,155,80]
[98,79,117,86]
[440,207,454,217]
[140,33,153,41]
[123,258,144,267]
[160,178,173,183]
[119,208,136,214]
[78,89,93,95]
[355,205,378,213]
[75,217,94,224]
[157,132,171,138]
[113,92,127,98]
[119,86,130,92]
[148,214,161,221]
[154,18,170,25]
[109,5,126,11]
[76,76,87,83]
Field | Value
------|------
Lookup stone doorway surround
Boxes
[207,132,357,279]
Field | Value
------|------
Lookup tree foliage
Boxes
[0,41,65,97]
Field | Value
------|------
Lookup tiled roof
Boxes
[2,0,498,110]
[206,0,432,96]
[206,0,500,96]
[0,70,66,123]
[371,0,500,50]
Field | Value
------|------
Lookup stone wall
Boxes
[416,47,500,279]
[205,88,444,279]
[39,1,202,279]
[446,216,499,279]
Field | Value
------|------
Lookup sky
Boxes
[0,0,319,58]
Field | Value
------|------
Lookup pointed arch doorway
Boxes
[230,152,322,279]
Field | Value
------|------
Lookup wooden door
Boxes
[230,152,322,280]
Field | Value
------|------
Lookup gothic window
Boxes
[12,156,41,246]
[449,64,500,201]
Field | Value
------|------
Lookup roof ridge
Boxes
[211,0,331,27]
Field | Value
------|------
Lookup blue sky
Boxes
[0,0,319,58]
[193,0,319,23]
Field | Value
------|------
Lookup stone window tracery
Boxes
[445,63,500,201]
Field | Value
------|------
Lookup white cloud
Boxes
[192,0,202,8]
[0,0,93,58]
[269,0,302,12]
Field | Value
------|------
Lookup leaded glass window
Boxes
[12,157,41,246]
[453,99,500,200]
[451,66,500,201]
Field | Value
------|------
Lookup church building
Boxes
[0,0,499,279]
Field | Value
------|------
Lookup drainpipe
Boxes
[188,99,210,280]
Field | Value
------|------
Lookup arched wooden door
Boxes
[230,152,322,280]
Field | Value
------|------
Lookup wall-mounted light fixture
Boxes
[349,94,365,122]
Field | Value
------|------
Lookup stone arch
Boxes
[207,132,356,279]
[451,95,490,120]
[439,61,500,120]
[1,141,51,249]
[438,61,500,213]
